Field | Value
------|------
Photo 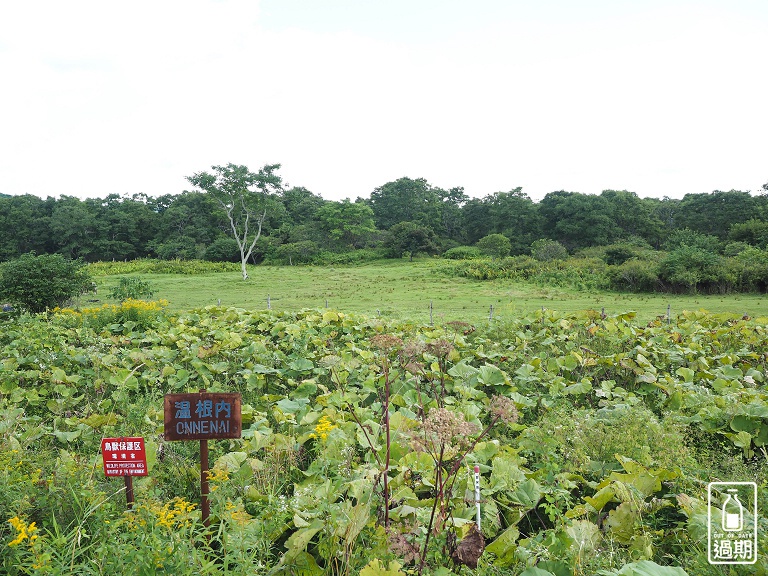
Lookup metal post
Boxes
[267,294,271,310]
[489,304,494,322]
[430,301,433,326]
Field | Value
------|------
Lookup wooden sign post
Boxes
[163,390,242,526]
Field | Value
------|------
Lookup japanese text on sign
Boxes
[101,437,148,477]
[164,392,242,441]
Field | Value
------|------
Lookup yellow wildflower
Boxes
[7,516,38,547]
[312,415,338,441]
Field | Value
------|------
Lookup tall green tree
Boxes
[539,191,620,250]
[673,191,756,239]
[599,190,665,246]
[0,195,54,260]
[369,177,442,231]
[89,194,159,261]
[316,199,376,249]
[464,189,542,253]
[49,196,100,261]
[383,221,439,261]
[186,163,283,279]
[151,191,223,260]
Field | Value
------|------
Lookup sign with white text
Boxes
[708,481,758,565]
[163,392,242,441]
[101,437,148,477]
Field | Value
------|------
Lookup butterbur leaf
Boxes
[478,364,508,387]
[53,429,81,443]
[584,485,615,511]
[615,560,689,575]
[566,519,601,554]
[606,502,640,544]
[519,568,556,576]
[486,525,519,567]
[215,451,247,471]
[284,521,322,561]
[359,559,406,576]
[508,478,542,508]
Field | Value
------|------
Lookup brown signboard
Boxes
[164,392,242,441]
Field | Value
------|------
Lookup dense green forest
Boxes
[2,168,768,293]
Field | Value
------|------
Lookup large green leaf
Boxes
[359,559,406,576]
[519,568,556,576]
[485,525,519,567]
[508,478,542,508]
[615,560,689,575]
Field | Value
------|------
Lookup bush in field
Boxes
[607,258,661,292]
[659,246,734,293]
[530,238,568,261]
[204,237,240,262]
[0,253,94,313]
[274,241,321,265]
[88,259,240,275]
[443,246,482,260]
[53,299,169,332]
[109,276,156,301]
[733,247,768,292]
[476,233,511,260]
[663,228,721,253]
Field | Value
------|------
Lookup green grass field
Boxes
[91,259,768,325]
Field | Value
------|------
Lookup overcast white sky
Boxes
[1,0,766,202]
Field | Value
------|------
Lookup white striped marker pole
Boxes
[474,465,481,530]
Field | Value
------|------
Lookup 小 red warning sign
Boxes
[101,437,148,477]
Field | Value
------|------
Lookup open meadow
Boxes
[91,259,768,326]
[2,259,767,575]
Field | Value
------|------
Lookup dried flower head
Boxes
[370,334,403,354]
[399,340,425,362]
[489,395,519,425]
[423,408,479,446]
[403,361,425,376]
[425,339,454,359]
[387,524,421,565]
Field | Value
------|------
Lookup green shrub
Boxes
[274,241,321,265]
[530,239,569,261]
[204,237,240,262]
[109,276,156,301]
[443,246,483,260]
[659,247,734,293]
[476,233,511,260]
[607,258,661,292]
[0,253,94,313]
[88,259,240,275]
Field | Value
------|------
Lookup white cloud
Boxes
[1,0,766,201]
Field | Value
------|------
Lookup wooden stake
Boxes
[200,438,210,527]
[124,475,134,509]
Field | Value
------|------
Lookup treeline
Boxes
[2,177,768,292]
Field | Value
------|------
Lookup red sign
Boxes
[101,437,148,476]
[164,392,242,441]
